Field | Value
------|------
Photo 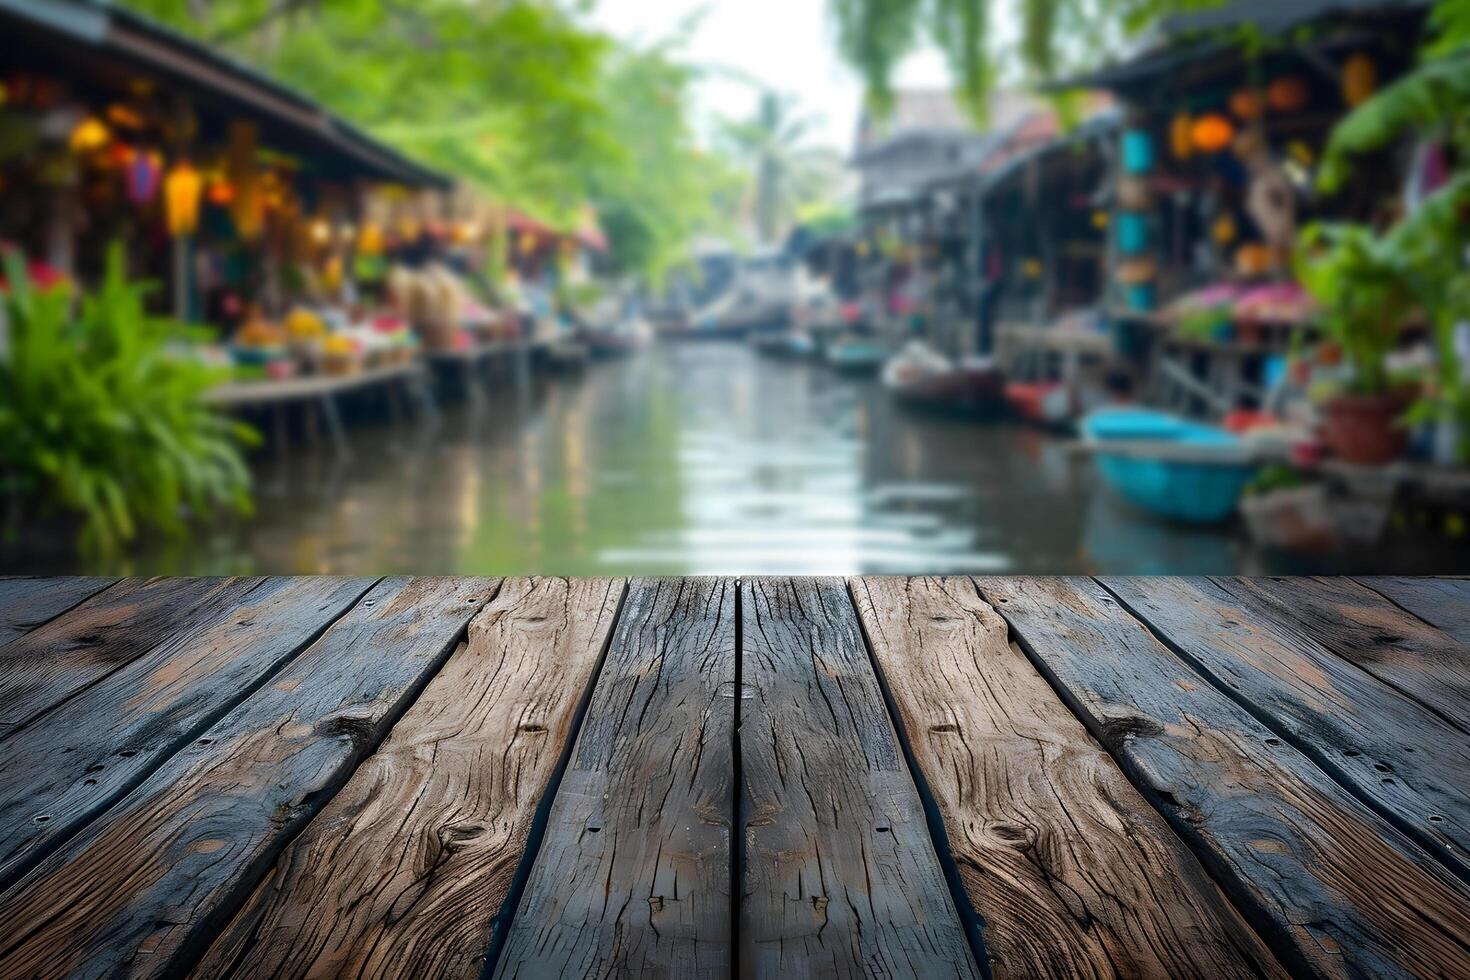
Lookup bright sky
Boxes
[583,0,955,153]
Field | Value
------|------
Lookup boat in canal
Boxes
[826,335,890,375]
[882,342,1007,416]
[752,330,818,359]
[1082,407,1259,524]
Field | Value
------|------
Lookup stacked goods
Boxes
[284,307,327,363]
[233,315,292,378]
[321,334,364,376]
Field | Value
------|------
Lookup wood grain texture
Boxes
[494,578,735,979]
[0,576,265,735]
[1217,576,1470,733]
[196,577,624,980]
[852,576,1284,980]
[976,576,1470,980]
[0,577,499,980]
[0,576,375,892]
[741,577,979,979]
[1106,576,1470,879]
[1358,576,1470,644]
[0,577,117,645]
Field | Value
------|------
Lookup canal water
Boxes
[18,340,1441,576]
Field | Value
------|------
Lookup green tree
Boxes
[828,0,1222,118]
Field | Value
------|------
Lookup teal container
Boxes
[1122,130,1156,174]
[1124,283,1156,311]
[1116,212,1150,255]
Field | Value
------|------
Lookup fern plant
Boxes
[0,244,256,555]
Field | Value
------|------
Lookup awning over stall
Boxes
[0,0,449,187]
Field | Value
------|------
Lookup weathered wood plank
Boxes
[196,577,624,980]
[1217,576,1470,732]
[0,576,499,980]
[852,577,1284,979]
[0,577,117,645]
[1357,577,1470,644]
[976,576,1470,980]
[0,576,376,892]
[0,576,265,735]
[742,578,979,978]
[1107,576,1470,879]
[493,578,735,979]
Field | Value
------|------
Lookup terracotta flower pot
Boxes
[1320,388,1416,465]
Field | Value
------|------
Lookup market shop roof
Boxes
[0,0,450,188]
[1052,0,1431,95]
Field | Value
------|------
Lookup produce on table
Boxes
[321,333,364,376]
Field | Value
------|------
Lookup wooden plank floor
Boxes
[1,576,1468,979]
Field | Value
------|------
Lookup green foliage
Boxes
[1244,464,1306,497]
[0,245,255,555]
[1320,0,1470,192]
[579,42,734,283]
[1295,223,1419,396]
[829,0,1224,119]
[121,0,722,280]
[1314,0,1470,459]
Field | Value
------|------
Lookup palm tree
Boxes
[719,92,840,244]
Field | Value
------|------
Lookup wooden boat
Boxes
[882,344,1007,415]
[1005,381,1073,427]
[581,319,653,358]
[752,331,818,359]
[1082,407,1258,524]
[826,336,890,375]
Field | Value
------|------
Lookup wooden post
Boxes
[172,235,190,321]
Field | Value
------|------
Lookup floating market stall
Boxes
[970,107,1121,424]
[0,0,452,446]
[1055,0,1470,550]
[1060,0,1431,417]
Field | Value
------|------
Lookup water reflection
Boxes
[11,343,1408,575]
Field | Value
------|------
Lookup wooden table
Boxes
[1,576,1468,978]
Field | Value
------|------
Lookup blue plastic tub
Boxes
[1084,408,1258,524]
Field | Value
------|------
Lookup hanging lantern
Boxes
[1229,89,1265,121]
[358,222,384,256]
[125,150,162,205]
[164,161,203,236]
[1121,129,1156,175]
[1211,213,1238,246]
[107,141,134,169]
[1343,53,1378,107]
[68,116,110,154]
[226,120,263,240]
[518,232,538,256]
[1170,112,1194,161]
[309,218,332,244]
[1091,210,1109,230]
[206,173,236,206]
[1267,76,1309,113]
[105,103,145,130]
[1191,114,1236,154]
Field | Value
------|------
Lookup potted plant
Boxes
[1295,223,1420,464]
